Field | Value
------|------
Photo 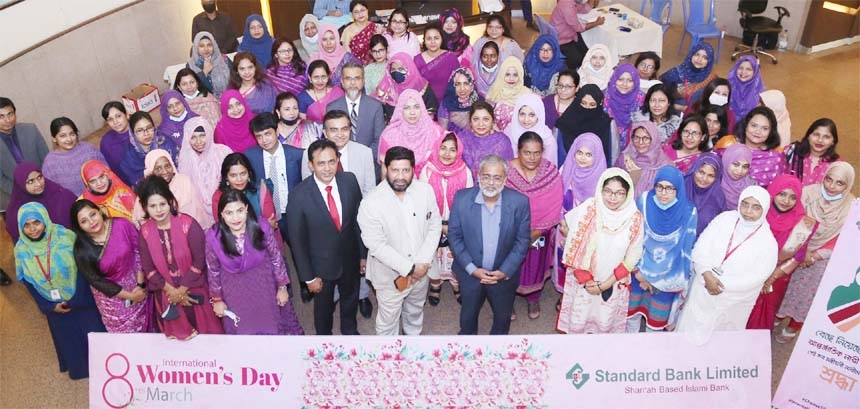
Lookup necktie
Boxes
[268,156,282,215]
[350,102,358,141]
[326,185,341,230]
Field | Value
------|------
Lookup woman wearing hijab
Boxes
[374,51,438,120]
[266,37,307,96]
[120,111,178,186]
[471,41,501,98]
[577,44,615,91]
[228,52,279,115]
[378,89,444,176]
[747,175,818,330]
[486,56,533,132]
[206,189,304,335]
[414,24,460,103]
[173,68,221,128]
[312,23,361,86]
[71,199,150,333]
[630,83,682,146]
[720,143,755,211]
[524,35,566,96]
[506,132,563,320]
[683,153,726,234]
[727,55,766,121]
[759,90,791,147]
[79,160,137,221]
[783,118,841,186]
[237,14,274,68]
[419,133,473,306]
[504,93,558,166]
[439,7,471,56]
[178,117,233,224]
[137,176,224,340]
[5,163,77,243]
[615,121,672,197]
[142,149,211,228]
[215,89,256,152]
[659,42,717,109]
[188,31,232,97]
[42,117,106,196]
[776,162,855,343]
[458,101,514,178]
[438,67,482,135]
[553,133,607,301]
[604,63,644,151]
[296,14,320,61]
[556,84,612,163]
[341,1,384,64]
[627,166,698,332]
[677,185,777,343]
[158,90,199,147]
[15,202,105,379]
[557,168,643,334]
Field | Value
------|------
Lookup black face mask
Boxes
[202,3,216,13]
[281,118,298,126]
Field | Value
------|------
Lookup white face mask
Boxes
[182,90,200,99]
[307,34,318,44]
[481,63,497,73]
[708,93,728,106]
[169,110,188,122]
[821,185,844,202]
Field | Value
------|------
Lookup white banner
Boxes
[89,330,771,408]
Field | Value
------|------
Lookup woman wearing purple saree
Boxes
[229,52,279,115]
[71,199,151,333]
[457,101,514,180]
[505,132,563,320]
[206,189,303,335]
[414,24,460,104]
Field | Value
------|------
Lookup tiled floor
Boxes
[0,15,857,408]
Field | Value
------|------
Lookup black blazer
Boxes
[286,172,364,282]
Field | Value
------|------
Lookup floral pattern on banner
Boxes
[301,338,551,408]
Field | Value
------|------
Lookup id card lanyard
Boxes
[35,235,61,301]
[721,220,762,266]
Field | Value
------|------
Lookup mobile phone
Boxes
[609,7,620,12]
[619,26,632,32]
[187,293,205,304]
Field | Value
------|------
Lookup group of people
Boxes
[0,0,854,382]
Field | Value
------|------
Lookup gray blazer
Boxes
[0,123,49,210]
[302,141,377,197]
[327,93,385,162]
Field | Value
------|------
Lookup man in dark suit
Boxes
[447,154,531,335]
[327,62,385,166]
[286,139,364,335]
[245,112,303,243]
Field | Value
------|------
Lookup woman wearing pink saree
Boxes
[298,59,345,124]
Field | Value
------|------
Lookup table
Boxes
[580,4,663,60]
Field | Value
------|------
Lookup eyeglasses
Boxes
[602,188,627,199]
[134,125,155,135]
[638,64,655,71]
[480,174,505,184]
[390,19,407,25]
[370,48,387,54]
[276,49,294,54]
[25,174,44,185]
[556,84,576,90]
[632,135,651,143]
[654,184,676,193]
[681,129,702,138]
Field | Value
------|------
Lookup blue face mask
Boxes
[652,194,677,210]
[390,70,407,84]
[821,185,844,201]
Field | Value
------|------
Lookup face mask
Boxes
[821,185,844,201]
[307,34,318,44]
[652,194,677,210]
[281,117,298,126]
[169,111,188,122]
[182,90,200,99]
[481,63,497,73]
[709,93,728,106]
[202,3,216,13]
[390,71,407,84]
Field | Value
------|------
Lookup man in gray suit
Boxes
[327,62,385,166]
[447,154,531,335]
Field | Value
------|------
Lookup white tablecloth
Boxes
[580,4,663,60]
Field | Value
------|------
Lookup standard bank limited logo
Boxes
[566,363,590,390]
[102,353,135,408]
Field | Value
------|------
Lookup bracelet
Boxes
[278,285,288,291]
[137,282,146,289]
[210,297,223,304]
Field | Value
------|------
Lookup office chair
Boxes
[640,0,672,35]
[732,0,790,64]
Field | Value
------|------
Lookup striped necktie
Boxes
[350,102,358,141]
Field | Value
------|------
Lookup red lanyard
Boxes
[722,220,761,264]
[35,235,52,286]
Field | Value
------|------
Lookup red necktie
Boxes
[337,160,344,173]
[326,185,341,231]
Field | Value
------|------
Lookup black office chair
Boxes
[731,0,789,64]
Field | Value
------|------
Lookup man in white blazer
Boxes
[326,62,385,166]
[357,146,442,335]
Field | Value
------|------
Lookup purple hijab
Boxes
[615,121,672,195]
[5,162,77,242]
[683,152,725,234]
[727,55,766,120]
[604,63,641,131]
[158,90,199,146]
[458,129,514,178]
[560,133,607,209]
[720,143,755,210]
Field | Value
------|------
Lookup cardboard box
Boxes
[122,83,161,113]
